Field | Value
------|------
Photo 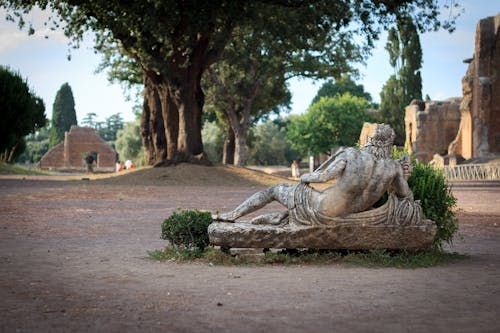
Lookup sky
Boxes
[1,1,499,124]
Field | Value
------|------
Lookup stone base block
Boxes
[208,221,437,250]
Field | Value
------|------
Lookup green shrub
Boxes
[161,210,213,251]
[393,147,458,249]
[408,162,458,249]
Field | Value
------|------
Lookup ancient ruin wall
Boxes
[40,126,116,171]
[405,99,461,163]
[449,13,500,159]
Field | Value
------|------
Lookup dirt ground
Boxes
[0,165,499,333]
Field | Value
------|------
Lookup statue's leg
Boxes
[215,184,295,222]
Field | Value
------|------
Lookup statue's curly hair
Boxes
[362,124,395,159]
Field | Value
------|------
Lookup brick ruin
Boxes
[448,13,500,161]
[40,126,116,172]
[405,12,500,164]
[405,99,461,163]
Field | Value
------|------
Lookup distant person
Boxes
[84,153,95,173]
[124,160,135,170]
[291,160,300,179]
[116,161,124,172]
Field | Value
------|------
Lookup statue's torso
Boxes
[316,149,401,217]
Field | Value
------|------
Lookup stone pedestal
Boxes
[208,221,436,250]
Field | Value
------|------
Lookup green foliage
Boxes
[408,163,458,249]
[201,121,224,164]
[380,18,423,145]
[392,147,458,248]
[0,66,46,162]
[161,210,213,252]
[0,162,54,175]
[49,83,77,147]
[341,249,465,268]
[98,113,124,142]
[287,94,370,156]
[115,119,144,165]
[3,1,459,164]
[149,246,465,267]
[311,76,373,105]
[246,119,299,165]
[16,126,50,163]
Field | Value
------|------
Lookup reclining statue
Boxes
[210,124,436,249]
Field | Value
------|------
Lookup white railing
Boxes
[443,164,500,180]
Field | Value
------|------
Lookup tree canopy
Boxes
[287,94,371,157]
[311,76,373,105]
[203,25,291,166]
[49,82,77,147]
[0,65,46,162]
[1,0,459,165]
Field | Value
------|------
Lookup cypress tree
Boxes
[380,18,422,145]
[49,83,77,147]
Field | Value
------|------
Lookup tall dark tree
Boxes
[379,17,423,144]
[49,82,77,147]
[0,65,46,162]
[2,0,458,165]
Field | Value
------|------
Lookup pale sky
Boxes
[1,1,499,124]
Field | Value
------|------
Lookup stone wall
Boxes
[449,13,500,159]
[405,99,461,163]
[40,126,116,172]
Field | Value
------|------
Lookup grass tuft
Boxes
[0,163,55,175]
[148,246,466,268]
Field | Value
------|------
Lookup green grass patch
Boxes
[0,163,54,175]
[148,246,466,268]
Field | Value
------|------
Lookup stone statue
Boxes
[210,124,436,250]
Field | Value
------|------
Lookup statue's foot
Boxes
[212,212,237,222]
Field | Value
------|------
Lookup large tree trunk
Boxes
[233,128,248,167]
[222,127,235,165]
[141,69,209,166]
[224,80,261,166]
[141,80,167,165]
[138,33,222,166]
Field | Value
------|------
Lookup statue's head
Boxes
[362,124,395,159]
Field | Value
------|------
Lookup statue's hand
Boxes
[300,174,311,184]
[398,154,413,180]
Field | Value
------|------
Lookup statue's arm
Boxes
[392,160,413,199]
[300,157,347,183]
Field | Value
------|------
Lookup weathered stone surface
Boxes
[209,221,436,250]
[405,99,461,163]
[449,12,500,160]
[210,124,436,250]
[40,126,116,172]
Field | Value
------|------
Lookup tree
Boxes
[49,82,77,147]
[311,76,373,104]
[99,113,124,142]
[16,126,50,163]
[115,118,144,166]
[246,119,296,166]
[287,94,370,157]
[2,0,457,165]
[203,26,291,166]
[81,112,98,128]
[0,65,46,162]
[379,17,423,144]
[201,121,224,164]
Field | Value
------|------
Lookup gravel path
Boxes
[0,177,499,333]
